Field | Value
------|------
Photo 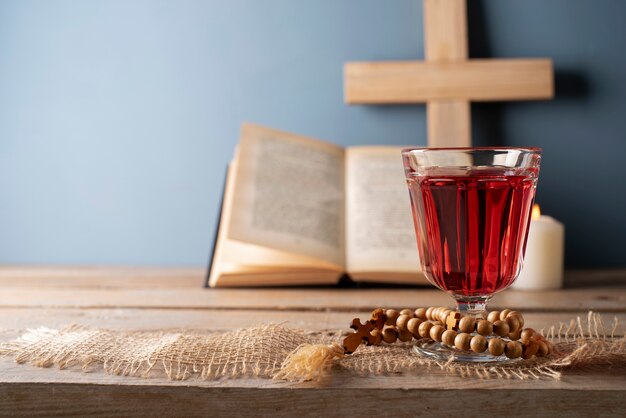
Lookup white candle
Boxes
[513,204,565,290]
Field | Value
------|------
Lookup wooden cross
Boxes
[344,0,554,147]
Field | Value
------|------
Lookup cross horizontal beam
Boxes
[345,59,554,104]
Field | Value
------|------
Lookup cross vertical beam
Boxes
[424,0,471,147]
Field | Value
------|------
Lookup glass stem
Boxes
[454,295,491,319]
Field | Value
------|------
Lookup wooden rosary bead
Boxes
[382,327,398,344]
[441,330,457,346]
[488,338,506,357]
[522,341,539,359]
[499,309,512,320]
[425,307,435,321]
[398,329,413,342]
[470,335,488,353]
[537,340,549,357]
[508,311,524,326]
[487,311,500,323]
[369,329,383,345]
[493,320,510,337]
[454,332,472,351]
[508,328,522,341]
[385,309,399,326]
[396,314,411,331]
[458,316,475,333]
[506,315,521,334]
[429,324,446,342]
[415,308,427,320]
[400,308,414,318]
[437,309,449,323]
[520,328,536,345]
[476,320,493,336]
[505,341,523,359]
[432,307,442,322]
[418,321,434,338]
[406,318,423,336]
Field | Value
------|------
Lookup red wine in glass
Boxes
[407,170,536,297]
[402,148,541,362]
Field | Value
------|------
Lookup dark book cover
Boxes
[204,166,229,288]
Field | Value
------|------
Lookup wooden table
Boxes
[0,267,625,417]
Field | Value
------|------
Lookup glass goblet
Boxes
[402,147,541,362]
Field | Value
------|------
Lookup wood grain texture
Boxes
[344,59,554,104]
[0,265,204,288]
[0,286,623,312]
[423,0,472,146]
[1,382,625,418]
[3,266,622,289]
[427,100,471,147]
[424,0,468,61]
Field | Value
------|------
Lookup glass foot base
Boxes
[413,339,517,363]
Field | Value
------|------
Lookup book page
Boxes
[345,147,422,275]
[228,123,345,267]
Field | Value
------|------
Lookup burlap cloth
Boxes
[1,312,624,382]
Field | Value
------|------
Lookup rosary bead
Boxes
[385,309,399,326]
[400,308,414,318]
[396,314,411,331]
[470,335,488,353]
[370,329,383,345]
[425,307,435,321]
[458,316,475,333]
[441,330,457,346]
[506,315,521,334]
[476,320,493,336]
[382,327,398,344]
[520,328,536,345]
[487,311,501,323]
[406,318,423,336]
[418,321,434,338]
[508,311,524,326]
[488,338,506,357]
[454,333,472,351]
[415,308,427,320]
[398,329,413,342]
[508,328,522,341]
[439,309,452,324]
[429,324,445,342]
[493,320,510,337]
[537,340,549,357]
[522,341,539,359]
[505,341,523,359]
[430,306,440,321]
[499,309,512,320]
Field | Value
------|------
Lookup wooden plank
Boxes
[1,380,624,418]
[0,287,623,312]
[1,308,622,340]
[1,267,623,289]
[344,59,554,103]
[427,100,471,147]
[0,265,204,288]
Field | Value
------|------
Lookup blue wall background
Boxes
[1,0,625,268]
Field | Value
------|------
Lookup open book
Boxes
[206,123,428,287]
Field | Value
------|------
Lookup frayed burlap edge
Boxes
[1,312,624,382]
